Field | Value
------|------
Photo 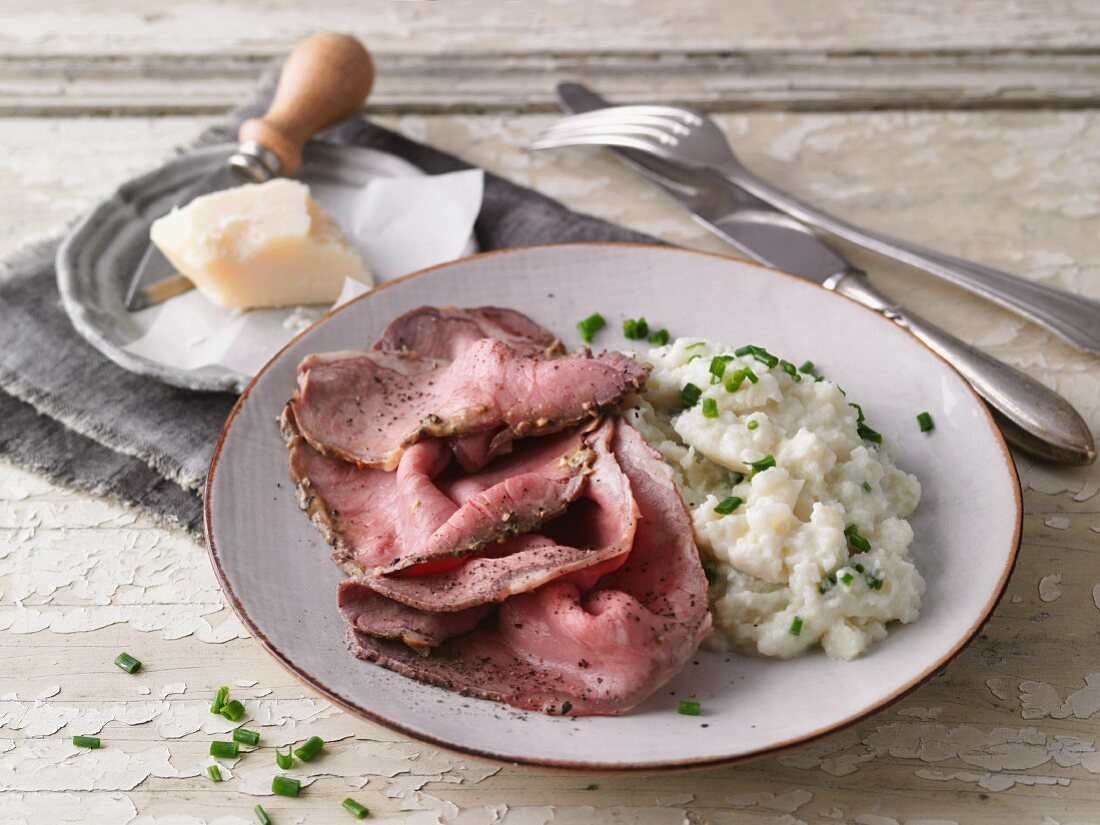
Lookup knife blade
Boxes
[555,81,1096,465]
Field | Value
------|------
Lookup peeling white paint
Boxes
[1019,673,1100,720]
[725,789,813,813]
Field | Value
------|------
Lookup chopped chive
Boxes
[211,685,229,715]
[207,764,223,783]
[701,398,719,418]
[294,735,325,762]
[648,328,670,346]
[622,317,649,340]
[854,563,866,573]
[686,341,706,349]
[343,798,371,819]
[798,360,814,374]
[734,345,755,357]
[72,735,101,749]
[779,360,801,381]
[276,744,294,769]
[743,368,759,384]
[917,411,935,433]
[748,455,775,476]
[862,480,872,493]
[746,420,759,430]
[714,496,744,515]
[233,728,260,746]
[844,524,872,554]
[724,370,746,393]
[219,700,246,722]
[865,570,885,590]
[210,740,239,759]
[818,572,837,594]
[677,700,701,716]
[789,616,804,636]
[751,349,779,368]
[840,571,855,585]
[815,374,825,382]
[730,471,745,485]
[850,403,883,445]
[255,805,273,825]
[576,313,606,344]
[701,558,719,585]
[680,382,702,408]
[272,775,301,797]
[709,355,733,384]
[114,652,141,674]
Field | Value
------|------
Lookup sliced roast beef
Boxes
[346,422,711,716]
[338,579,492,650]
[290,338,649,471]
[375,305,562,360]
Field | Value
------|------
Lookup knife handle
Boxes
[831,271,1096,465]
[237,33,374,176]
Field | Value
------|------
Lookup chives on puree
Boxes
[272,775,301,797]
[209,740,239,759]
[254,805,273,825]
[789,616,804,636]
[798,360,814,374]
[294,735,325,762]
[746,420,759,430]
[114,652,141,674]
[622,317,649,340]
[862,481,872,493]
[701,558,719,585]
[72,735,101,749]
[779,360,801,382]
[680,382,702,407]
[844,524,872,554]
[211,685,229,715]
[343,798,371,819]
[714,496,743,515]
[648,328,670,345]
[748,454,775,476]
[917,411,935,432]
[849,402,883,445]
[709,355,733,383]
[207,764,223,783]
[701,397,719,418]
[233,728,261,746]
[576,313,605,343]
[276,744,294,769]
[219,700,246,722]
[677,700,701,716]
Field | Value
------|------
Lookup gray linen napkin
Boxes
[0,72,657,537]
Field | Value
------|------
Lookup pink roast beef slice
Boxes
[374,305,563,360]
[338,578,492,651]
[363,421,638,611]
[346,422,712,716]
[285,407,599,576]
[290,337,649,470]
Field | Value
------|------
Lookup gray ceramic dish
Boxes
[205,243,1022,771]
[56,142,428,393]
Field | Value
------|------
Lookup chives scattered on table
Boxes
[677,700,701,716]
[72,735,101,749]
[209,740,239,759]
[233,728,260,746]
[917,411,935,433]
[343,798,371,819]
[219,700,246,722]
[714,496,743,515]
[648,328,670,345]
[207,764,223,783]
[844,524,872,554]
[798,360,814,374]
[789,616,804,636]
[680,382,702,408]
[701,398,719,418]
[114,652,141,674]
[294,735,325,763]
[576,313,605,344]
[254,805,273,825]
[272,775,301,797]
[748,455,775,476]
[276,744,294,769]
[211,685,229,715]
[622,317,649,340]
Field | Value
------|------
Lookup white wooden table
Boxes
[3,3,1100,822]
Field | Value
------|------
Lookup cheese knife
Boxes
[123,33,374,311]
[556,82,1096,465]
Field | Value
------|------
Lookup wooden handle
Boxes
[238,33,374,175]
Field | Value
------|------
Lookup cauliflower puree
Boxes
[626,338,924,660]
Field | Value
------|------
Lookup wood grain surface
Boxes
[2,2,1099,823]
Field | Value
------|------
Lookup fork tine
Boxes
[540,113,691,134]
[547,105,703,125]
[526,132,673,156]
[533,122,685,145]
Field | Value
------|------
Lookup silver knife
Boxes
[556,82,1096,465]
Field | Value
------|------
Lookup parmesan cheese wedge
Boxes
[149,178,371,310]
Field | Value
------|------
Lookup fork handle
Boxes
[715,162,1100,356]
[830,269,1095,465]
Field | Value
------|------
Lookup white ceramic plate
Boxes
[206,244,1020,770]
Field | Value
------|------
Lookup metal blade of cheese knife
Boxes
[554,81,1096,465]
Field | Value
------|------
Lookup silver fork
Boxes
[529,106,1100,356]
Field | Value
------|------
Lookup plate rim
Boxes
[204,241,1022,771]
